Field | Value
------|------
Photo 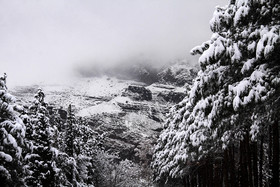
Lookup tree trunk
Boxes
[268,125,273,186]
[252,142,258,187]
[185,175,190,187]
[229,145,236,187]
[201,164,206,187]
[214,163,219,187]
[197,169,202,187]
[183,176,187,187]
[259,136,264,187]
[223,149,229,187]
[239,141,242,187]
[271,120,279,187]
[214,161,223,187]
[190,172,197,187]
[240,139,248,187]
[208,161,214,187]
[245,131,253,187]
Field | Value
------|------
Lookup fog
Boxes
[0,0,228,87]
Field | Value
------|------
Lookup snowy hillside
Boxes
[11,74,193,161]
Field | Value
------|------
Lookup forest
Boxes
[152,0,280,187]
[1,74,154,187]
[1,0,280,187]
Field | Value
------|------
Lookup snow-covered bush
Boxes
[23,89,57,186]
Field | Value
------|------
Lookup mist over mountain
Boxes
[0,0,227,87]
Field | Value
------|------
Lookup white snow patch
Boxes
[247,41,256,52]
[77,102,121,117]
[112,96,132,104]
[241,58,255,74]
[147,84,175,93]
[256,27,280,59]
[229,80,250,96]
[0,151,12,162]
[234,4,250,26]
[231,43,242,61]
[7,134,18,149]
[75,76,128,98]
[250,70,265,81]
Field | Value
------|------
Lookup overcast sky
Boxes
[0,0,228,87]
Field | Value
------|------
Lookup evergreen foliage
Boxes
[0,73,26,186]
[0,74,152,186]
[23,89,56,186]
[152,0,280,186]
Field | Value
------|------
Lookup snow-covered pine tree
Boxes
[57,104,96,186]
[0,74,26,186]
[65,104,75,158]
[23,88,56,186]
[152,0,280,186]
[63,104,77,184]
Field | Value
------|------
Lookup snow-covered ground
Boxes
[12,76,134,112]
[10,75,188,167]
[77,102,122,116]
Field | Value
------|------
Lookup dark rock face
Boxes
[122,85,152,101]
[101,83,186,162]
[86,113,147,161]
[132,67,159,85]
[158,64,199,87]
[157,91,185,103]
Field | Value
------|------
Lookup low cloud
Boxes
[0,0,227,87]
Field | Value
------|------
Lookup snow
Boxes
[241,58,255,74]
[174,87,186,93]
[236,0,249,8]
[112,96,132,104]
[75,76,128,98]
[250,70,265,81]
[153,1,280,181]
[147,84,175,93]
[256,26,280,59]
[5,93,16,103]
[221,131,231,149]
[24,153,40,160]
[229,79,250,97]
[7,134,18,149]
[247,41,256,51]
[250,124,259,141]
[0,151,13,162]
[199,35,217,65]
[214,37,226,58]
[50,147,59,157]
[231,42,242,62]
[16,147,22,158]
[77,102,121,117]
[0,166,11,179]
[194,98,209,111]
[33,76,131,110]
[210,7,224,32]
[234,4,250,26]
[272,77,280,86]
